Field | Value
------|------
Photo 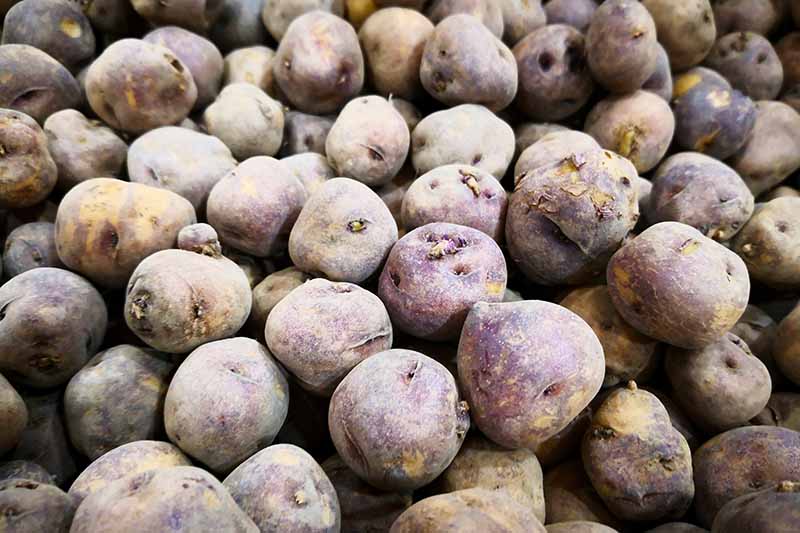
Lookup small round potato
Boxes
[712,481,800,533]
[642,0,716,70]
[499,0,546,46]
[281,153,335,195]
[543,459,620,527]
[280,112,334,157]
[223,45,275,93]
[0,109,57,209]
[514,130,600,184]
[261,0,345,41]
[544,0,597,32]
[643,43,674,101]
[130,0,223,33]
[426,0,504,37]
[0,461,53,485]
[704,31,783,100]
[211,0,269,52]
[0,374,27,456]
[774,302,800,385]
[0,478,76,532]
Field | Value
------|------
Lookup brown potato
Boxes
[223,45,275,94]
[642,0,716,70]
[712,481,800,533]
[514,130,600,184]
[704,31,783,100]
[543,460,620,528]
[0,478,76,532]
[544,0,598,33]
[0,373,26,456]
[752,393,800,431]
[645,388,702,451]
[646,524,709,533]
[0,109,57,209]
[130,0,223,33]
[281,153,335,195]
[261,0,345,41]
[776,32,800,90]
[774,302,800,385]
[534,406,592,467]
[280,112,334,157]
[762,185,800,201]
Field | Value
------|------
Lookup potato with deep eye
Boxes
[514,130,600,186]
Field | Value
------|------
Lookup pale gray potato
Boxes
[223,46,275,94]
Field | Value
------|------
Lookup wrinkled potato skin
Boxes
[692,426,800,527]
[0,44,81,123]
[71,466,258,533]
[459,301,604,449]
[224,444,340,532]
[544,0,598,32]
[261,0,345,41]
[43,109,127,191]
[607,222,750,349]
[273,11,364,114]
[280,112,334,157]
[514,130,600,183]
[513,24,594,122]
[642,0,715,70]
[704,32,783,100]
[86,39,197,134]
[55,178,197,288]
[359,8,433,99]
[582,384,694,522]
[390,488,545,533]
[329,350,470,491]
[68,440,190,504]
[752,393,800,431]
[426,0,504,37]
[774,303,800,385]
[561,285,660,388]
[713,0,785,35]
[731,198,800,289]
[3,221,61,277]
[420,14,517,112]
[0,109,57,209]
[0,268,107,388]
[0,478,76,533]
[712,481,800,533]
[534,406,592,467]
[585,90,675,173]
[64,345,175,460]
[223,46,275,94]
[0,461,52,485]
[643,43,674,101]
[0,374,27,456]
[543,460,621,528]
[130,0,223,33]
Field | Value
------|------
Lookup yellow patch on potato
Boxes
[673,73,702,98]
[611,264,639,306]
[707,89,732,108]
[60,18,82,38]
[486,281,505,296]
[401,449,427,477]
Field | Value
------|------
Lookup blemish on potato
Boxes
[59,18,82,38]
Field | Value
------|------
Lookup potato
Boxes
[281,153,335,195]
[0,109,57,209]
[280,112,334,157]
[585,90,674,173]
[211,0,269,53]
[646,524,709,533]
[704,32,783,101]
[347,0,377,27]
[207,157,305,257]
[390,98,422,130]
[3,221,61,277]
[499,0,546,46]
[0,478,76,532]
[586,0,658,93]
[692,426,800,527]
[642,0,715,70]
[326,96,409,187]
[390,488,545,533]
[377,174,413,230]
[130,0,223,33]
[645,388,702,451]
[712,481,800,533]
[774,302,800,385]
[507,150,640,286]
[127,126,236,212]
[514,130,601,184]
[543,460,620,528]
[544,0,598,33]
[0,44,80,122]
[0,461,53,485]
[329,349,469,491]
[223,45,275,93]
[607,222,750,349]
[458,300,603,449]
[125,229,252,354]
[730,304,785,387]
[435,433,545,523]
[752,393,800,431]
[143,26,224,110]
[359,7,433,99]
[322,454,412,533]
[2,0,95,72]
[55,178,197,288]
[378,223,506,341]
[0,268,106,388]
[514,122,569,156]
[71,466,258,533]
[731,198,800,289]
[763,185,800,201]
[561,285,660,388]
[643,43,674,101]
[203,83,284,160]
[401,164,508,242]
[546,523,619,533]
[273,11,364,114]
[289,177,398,283]
[713,0,785,35]
[43,109,127,191]
[411,104,515,180]
[0,373,26,456]
[223,247,269,288]
[583,382,694,522]
[262,0,345,41]
[426,0,504,38]
[64,345,174,460]
[67,440,190,504]
[728,101,800,196]
[513,24,594,122]
[648,152,754,241]
[79,0,139,34]
[534,406,592,467]
[420,14,517,112]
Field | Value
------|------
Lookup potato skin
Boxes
[546,523,619,533]
[64,345,175,460]
[544,0,598,33]
[282,152,335,195]
[210,0,269,53]
[223,45,275,93]
[514,122,569,156]
[55,178,197,289]
[514,130,600,184]
[459,301,603,450]
[713,0,785,36]
[3,221,61,278]
[0,109,57,209]
[692,426,800,527]
[273,11,364,114]
[499,0,546,46]
[261,0,345,41]
[329,349,469,491]
[643,43,674,101]
[642,0,715,70]
[543,460,620,528]
[646,524,708,533]
[704,32,783,100]
[248,267,312,340]
[426,0,504,37]
[730,304,784,387]
[712,481,800,533]
[0,478,76,533]
[774,302,800,385]
[130,0,223,33]
[0,374,27,456]
[607,222,750,349]
[223,444,340,533]
[280,112,334,157]
[752,393,800,431]
[534,406,592,467]
[0,461,53,485]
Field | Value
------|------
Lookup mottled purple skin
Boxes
[420,14,517,112]
[280,111,334,157]
[261,0,345,42]
[43,109,127,191]
[223,444,341,533]
[666,333,771,432]
[458,300,603,449]
[329,350,469,491]
[3,222,62,277]
[401,165,508,242]
[514,130,600,184]
[64,345,175,460]
[0,461,53,485]
[211,0,269,53]
[544,0,598,32]
[586,0,658,93]
[164,338,288,474]
[322,454,412,533]
[607,222,750,349]
[643,43,674,101]
[0,109,57,209]
[207,157,306,258]
[752,393,800,431]
[177,223,221,257]
[643,0,716,70]
[704,32,783,100]
[649,152,754,241]
[0,44,81,123]
[774,301,800,385]
[71,466,258,533]
[0,478,76,533]
[712,0,785,36]
[426,0,504,37]
[513,24,594,121]
[544,460,621,528]
[712,481,800,533]
[281,153,335,196]
[693,426,800,527]
[130,0,223,34]
[499,0,547,46]
[507,149,640,286]
[128,127,236,213]
[273,11,364,114]
[143,26,224,109]
[289,178,398,283]
[378,223,506,341]
[266,278,392,396]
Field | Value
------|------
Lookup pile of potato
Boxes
[2,0,800,531]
